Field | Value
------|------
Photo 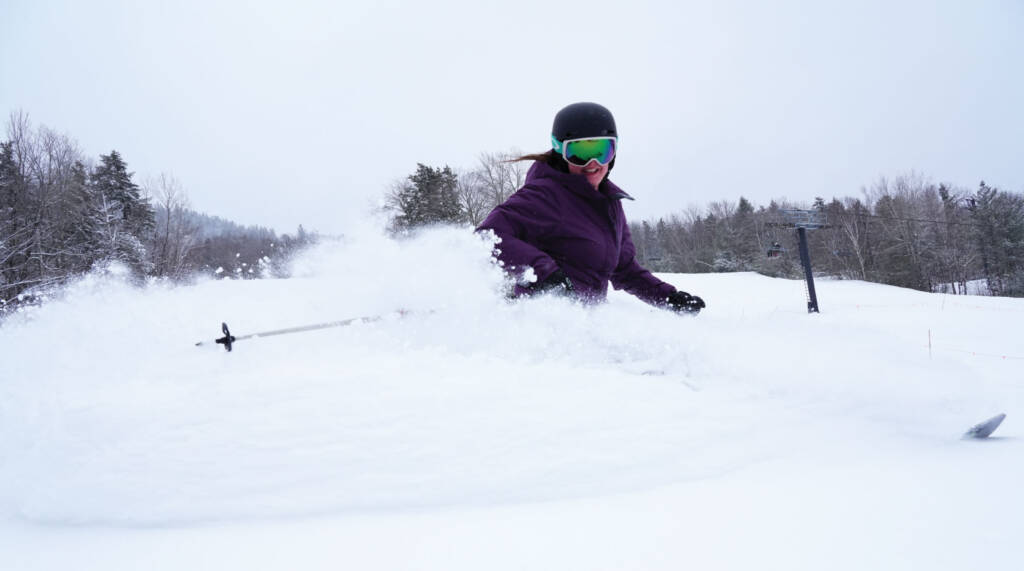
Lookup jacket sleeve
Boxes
[476,186,561,283]
[610,221,677,304]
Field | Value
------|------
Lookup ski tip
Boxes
[963,413,1007,439]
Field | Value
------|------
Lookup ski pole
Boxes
[195,310,412,352]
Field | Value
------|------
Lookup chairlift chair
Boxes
[767,242,786,259]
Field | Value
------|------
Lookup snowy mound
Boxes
[0,226,1020,527]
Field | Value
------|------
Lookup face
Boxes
[567,159,609,190]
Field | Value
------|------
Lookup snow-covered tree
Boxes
[389,163,464,232]
[90,150,154,275]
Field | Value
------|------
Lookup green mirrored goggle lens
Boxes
[562,137,616,166]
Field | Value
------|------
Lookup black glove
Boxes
[525,268,575,296]
[666,290,705,314]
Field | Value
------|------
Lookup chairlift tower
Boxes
[771,209,827,313]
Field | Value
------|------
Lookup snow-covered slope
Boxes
[1,226,1021,570]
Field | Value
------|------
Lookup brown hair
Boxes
[506,149,570,173]
[509,150,552,163]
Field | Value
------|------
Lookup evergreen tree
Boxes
[52,160,99,275]
[92,150,155,233]
[969,182,1024,296]
[391,164,464,231]
[90,150,154,274]
[731,196,758,270]
[655,218,678,271]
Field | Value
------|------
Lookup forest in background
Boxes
[628,177,1024,297]
[0,113,316,316]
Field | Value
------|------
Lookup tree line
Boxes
[629,175,1024,297]
[6,107,1019,312]
[0,112,316,315]
[385,156,1024,297]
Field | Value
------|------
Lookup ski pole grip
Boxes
[215,322,236,352]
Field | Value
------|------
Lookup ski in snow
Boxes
[963,413,1007,439]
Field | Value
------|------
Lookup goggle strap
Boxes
[551,135,564,154]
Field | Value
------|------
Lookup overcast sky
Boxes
[2,0,1022,234]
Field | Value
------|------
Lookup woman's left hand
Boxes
[666,291,705,314]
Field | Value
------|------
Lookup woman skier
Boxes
[477,102,705,314]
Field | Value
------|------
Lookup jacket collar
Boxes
[527,161,635,202]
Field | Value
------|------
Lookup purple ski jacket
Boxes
[477,160,677,304]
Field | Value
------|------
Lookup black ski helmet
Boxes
[551,102,617,142]
[551,102,618,172]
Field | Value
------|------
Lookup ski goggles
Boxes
[551,136,617,166]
